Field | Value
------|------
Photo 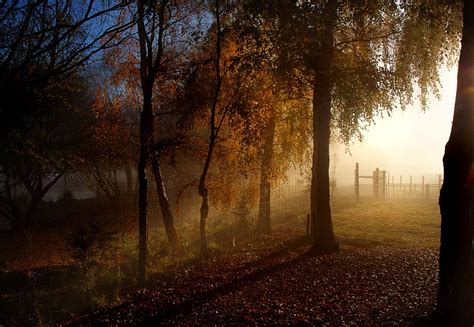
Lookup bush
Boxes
[66,221,113,263]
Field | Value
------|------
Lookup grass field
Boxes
[332,198,440,248]
[271,191,440,248]
[0,193,443,325]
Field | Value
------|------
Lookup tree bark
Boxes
[151,158,179,252]
[310,0,339,253]
[137,91,152,285]
[136,0,168,285]
[198,0,222,256]
[199,137,214,256]
[257,108,276,234]
[198,181,209,255]
[437,0,474,324]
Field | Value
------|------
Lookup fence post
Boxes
[422,176,425,199]
[373,170,376,197]
[355,163,360,201]
[409,175,413,198]
[392,176,395,196]
[400,176,403,198]
[374,168,380,198]
[382,170,386,199]
[386,171,390,199]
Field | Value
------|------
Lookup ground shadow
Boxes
[70,234,317,325]
[142,235,316,324]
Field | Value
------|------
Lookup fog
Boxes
[331,67,457,186]
[3,0,472,324]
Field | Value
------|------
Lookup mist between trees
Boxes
[0,0,472,325]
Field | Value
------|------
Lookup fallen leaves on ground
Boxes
[72,231,439,326]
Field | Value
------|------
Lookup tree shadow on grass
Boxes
[231,234,313,272]
[70,235,324,325]
[142,235,317,324]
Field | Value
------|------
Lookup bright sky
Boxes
[334,66,458,184]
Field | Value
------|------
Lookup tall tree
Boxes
[437,0,474,324]
[135,0,201,282]
[136,0,169,284]
[245,0,461,252]
[0,1,131,231]
[236,13,313,235]
[196,0,241,254]
[310,0,339,250]
[256,105,276,234]
[198,0,223,255]
[0,0,131,150]
[0,75,94,231]
[240,81,311,235]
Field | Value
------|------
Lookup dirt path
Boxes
[72,234,440,326]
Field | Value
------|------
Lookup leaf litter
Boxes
[72,231,439,326]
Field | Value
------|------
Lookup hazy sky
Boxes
[334,67,458,184]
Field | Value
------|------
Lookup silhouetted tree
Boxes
[135,0,201,282]
[437,0,474,324]
[0,0,131,231]
[0,75,94,231]
[135,0,170,284]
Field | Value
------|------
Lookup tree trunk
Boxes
[136,0,168,285]
[257,109,276,234]
[25,194,41,225]
[137,91,153,286]
[198,138,214,256]
[151,158,179,252]
[198,0,222,256]
[437,1,474,324]
[310,0,339,253]
[199,178,209,255]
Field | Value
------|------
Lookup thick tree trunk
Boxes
[137,143,148,286]
[137,91,153,285]
[257,109,276,234]
[151,158,179,252]
[437,1,474,324]
[310,0,339,253]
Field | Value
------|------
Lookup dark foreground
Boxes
[73,234,440,325]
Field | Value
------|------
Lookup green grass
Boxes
[269,192,441,249]
[332,198,440,248]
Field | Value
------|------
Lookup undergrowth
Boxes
[0,195,441,325]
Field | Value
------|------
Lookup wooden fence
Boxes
[354,163,443,200]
